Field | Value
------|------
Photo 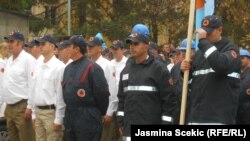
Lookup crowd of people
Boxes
[0,15,249,141]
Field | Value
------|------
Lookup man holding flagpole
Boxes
[181,15,241,124]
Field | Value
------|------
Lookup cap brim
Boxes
[111,45,122,49]
[87,41,97,47]
[201,27,214,34]
[35,38,46,44]
[126,37,140,44]
[3,36,14,41]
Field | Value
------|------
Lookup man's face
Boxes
[58,47,70,61]
[1,46,9,58]
[207,27,222,42]
[7,40,22,55]
[87,46,102,58]
[39,42,54,55]
[129,42,148,58]
[163,45,171,54]
[111,47,123,58]
[149,48,158,58]
[241,56,249,69]
[66,45,77,59]
[29,46,39,57]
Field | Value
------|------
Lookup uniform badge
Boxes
[113,40,118,45]
[202,19,209,26]
[230,50,237,59]
[246,89,250,95]
[122,74,129,80]
[130,33,138,38]
[77,89,86,97]
[89,37,95,41]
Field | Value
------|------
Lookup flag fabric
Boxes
[195,0,214,48]
[95,32,107,49]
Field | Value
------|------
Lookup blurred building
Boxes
[0,8,29,42]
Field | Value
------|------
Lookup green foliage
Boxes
[2,0,249,47]
[215,0,250,47]
[0,0,36,11]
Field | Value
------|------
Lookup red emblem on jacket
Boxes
[77,89,86,97]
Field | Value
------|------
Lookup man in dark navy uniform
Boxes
[117,24,176,140]
[236,49,250,124]
[61,35,109,141]
[181,15,241,124]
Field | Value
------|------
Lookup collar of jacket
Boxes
[213,37,230,51]
[129,54,154,65]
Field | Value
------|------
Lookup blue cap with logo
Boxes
[4,31,25,41]
[126,24,150,44]
[240,49,250,58]
[35,34,56,45]
[179,38,196,50]
[201,15,223,34]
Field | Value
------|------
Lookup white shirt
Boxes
[0,58,6,108]
[1,50,36,109]
[111,56,128,89]
[96,55,117,116]
[31,56,66,125]
[36,55,44,66]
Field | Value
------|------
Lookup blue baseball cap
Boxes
[131,24,150,37]
[179,38,196,50]
[4,31,25,41]
[56,40,73,49]
[35,34,56,45]
[126,24,150,44]
[126,32,150,44]
[240,49,250,58]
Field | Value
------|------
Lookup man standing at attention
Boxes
[32,34,66,141]
[117,24,176,140]
[1,31,36,141]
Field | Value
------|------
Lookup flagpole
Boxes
[67,0,71,36]
[179,0,196,125]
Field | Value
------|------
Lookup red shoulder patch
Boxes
[246,89,250,95]
[230,50,237,59]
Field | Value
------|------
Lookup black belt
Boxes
[8,99,27,106]
[37,104,56,110]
